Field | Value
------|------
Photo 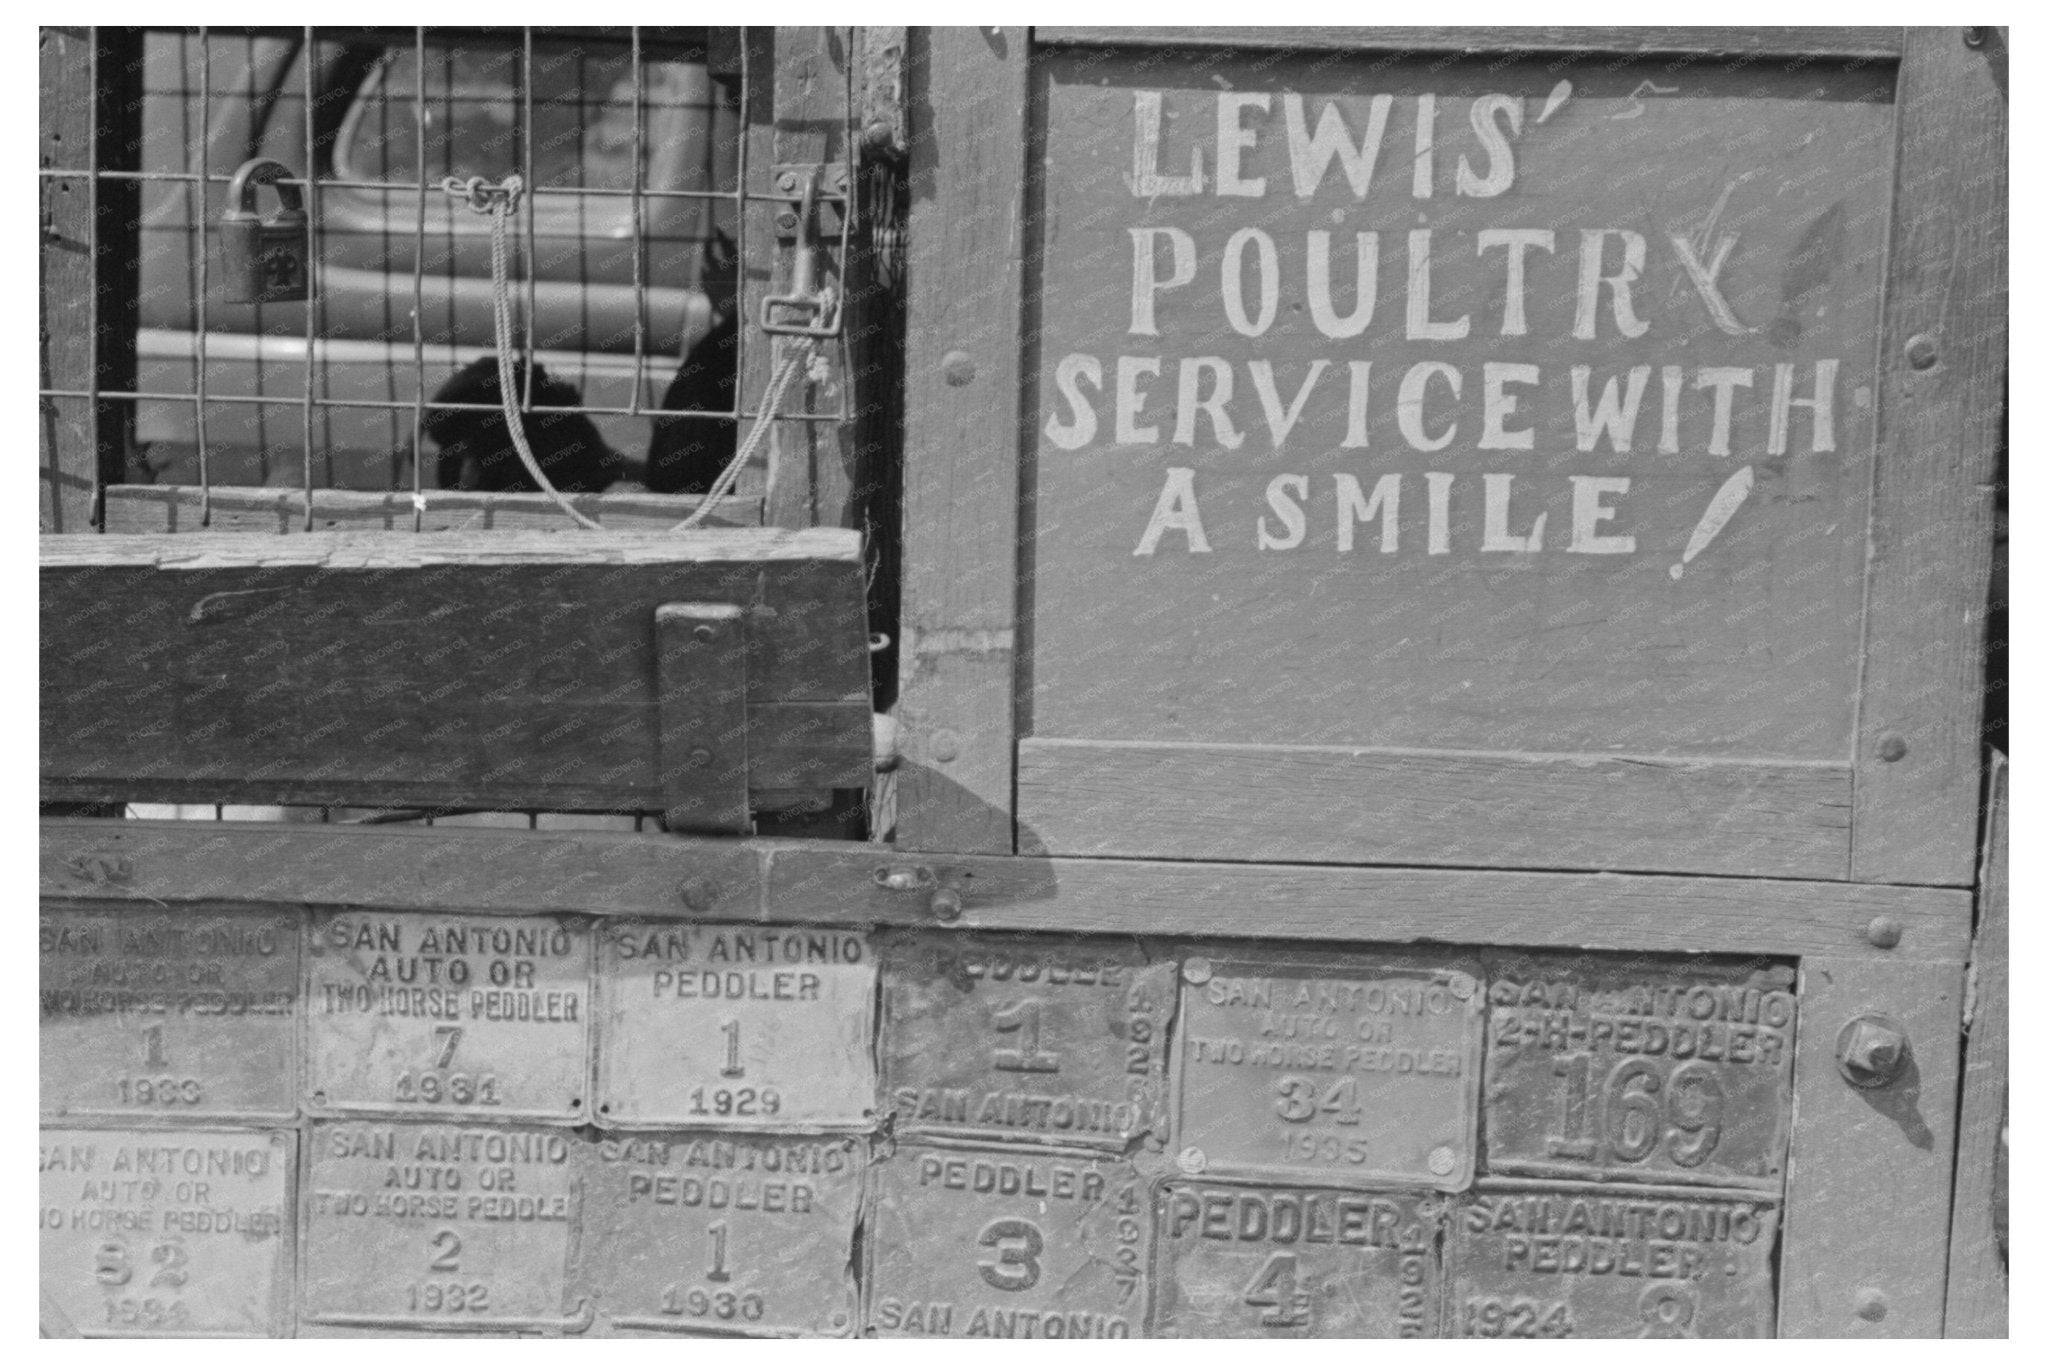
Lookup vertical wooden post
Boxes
[1851,27,2008,884]
[40,27,140,533]
[763,26,859,535]
[894,27,1027,853]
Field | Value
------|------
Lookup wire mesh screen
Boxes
[42,26,857,529]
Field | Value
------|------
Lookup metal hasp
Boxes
[760,168,843,338]
[218,157,311,303]
[657,602,750,834]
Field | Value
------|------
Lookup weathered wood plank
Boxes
[41,531,872,811]
[1779,952,1963,1335]
[894,27,1027,854]
[39,819,1971,961]
[39,27,115,533]
[1017,738,1852,880]
[657,603,750,833]
[1033,26,1906,58]
[1851,27,2007,885]
[765,24,857,533]
[101,484,761,532]
[1945,750,2007,1336]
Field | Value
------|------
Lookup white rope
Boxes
[447,174,822,536]
[449,175,605,531]
[672,335,817,531]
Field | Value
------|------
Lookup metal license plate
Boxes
[1175,950,1482,1189]
[39,1126,292,1337]
[578,1132,862,1336]
[596,923,875,1128]
[307,913,590,1119]
[40,908,299,1120]
[1482,953,1796,1188]
[301,1121,586,1332]
[1154,1183,1441,1337]
[879,932,1176,1149]
[866,1145,1149,1339]
[1448,1183,1778,1338]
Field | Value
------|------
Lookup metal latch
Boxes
[760,168,843,339]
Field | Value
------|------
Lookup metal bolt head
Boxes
[1854,1287,1889,1322]
[1864,915,1903,949]
[687,747,714,768]
[1876,732,1909,763]
[774,210,800,232]
[1177,1146,1207,1175]
[1427,1145,1457,1176]
[941,350,977,386]
[1905,333,1939,370]
[679,876,717,913]
[693,622,718,643]
[776,170,799,192]
[929,730,960,763]
[1963,27,1988,47]
[1837,1014,1909,1088]
[930,887,963,922]
[1182,956,1213,985]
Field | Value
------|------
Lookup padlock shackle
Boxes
[225,157,307,218]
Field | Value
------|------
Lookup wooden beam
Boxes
[1018,738,1852,880]
[895,26,1028,854]
[41,531,873,812]
[1851,27,2008,884]
[1031,26,1906,59]
[101,485,761,532]
[40,819,1970,962]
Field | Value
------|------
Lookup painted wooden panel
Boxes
[1024,50,1891,765]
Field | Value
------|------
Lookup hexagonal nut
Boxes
[1836,1015,1909,1088]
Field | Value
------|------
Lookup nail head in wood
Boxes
[1877,733,1909,762]
[1864,915,1903,949]
[1905,333,1939,370]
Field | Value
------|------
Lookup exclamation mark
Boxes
[1671,465,1755,580]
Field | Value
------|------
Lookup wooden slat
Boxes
[1851,27,2007,885]
[39,28,111,532]
[657,603,749,833]
[1945,750,2007,1336]
[894,27,1028,854]
[765,25,857,533]
[101,485,761,532]
[1780,952,1963,1336]
[41,531,872,811]
[39,819,1971,962]
[1018,738,1851,880]
[1033,26,1905,58]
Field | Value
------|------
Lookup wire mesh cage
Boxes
[42,25,861,532]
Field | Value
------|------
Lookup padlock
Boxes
[218,158,312,303]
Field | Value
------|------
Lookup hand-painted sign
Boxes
[1029,53,1892,758]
